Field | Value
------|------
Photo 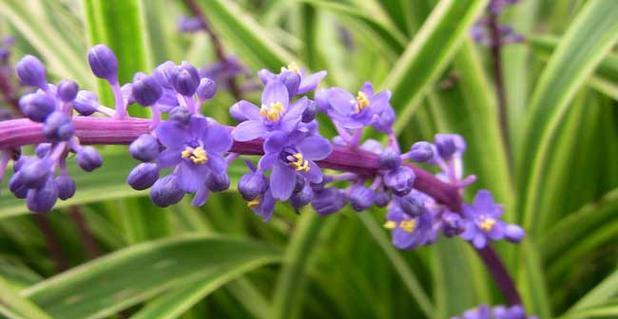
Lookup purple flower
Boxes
[259,63,326,96]
[248,187,276,221]
[384,196,435,250]
[459,190,524,249]
[177,16,204,33]
[231,80,308,141]
[153,115,232,205]
[452,304,536,319]
[257,131,331,200]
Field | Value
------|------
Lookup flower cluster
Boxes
[452,304,537,319]
[471,0,524,47]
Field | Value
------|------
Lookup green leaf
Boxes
[0,276,51,319]
[567,268,618,313]
[382,0,489,133]
[519,0,618,231]
[22,236,280,319]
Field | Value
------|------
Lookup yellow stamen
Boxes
[355,91,370,113]
[384,221,397,229]
[260,102,285,122]
[181,146,208,165]
[479,217,496,232]
[400,219,418,233]
[288,153,310,172]
[286,62,301,74]
[247,197,261,209]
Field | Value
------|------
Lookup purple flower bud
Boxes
[19,93,56,123]
[55,175,76,200]
[127,163,159,190]
[177,16,204,33]
[9,173,28,199]
[442,212,464,237]
[76,146,102,172]
[301,101,317,123]
[26,178,58,213]
[379,149,402,170]
[348,185,375,212]
[374,191,390,207]
[154,61,177,89]
[238,171,267,201]
[87,44,119,82]
[20,159,51,189]
[311,188,346,216]
[173,63,200,96]
[207,173,230,192]
[505,224,525,243]
[196,78,217,100]
[383,167,415,196]
[169,107,191,125]
[280,71,300,96]
[35,143,52,158]
[73,90,99,116]
[434,134,466,159]
[395,194,424,217]
[132,75,163,106]
[150,175,184,207]
[57,80,79,102]
[43,111,74,141]
[291,182,313,211]
[16,55,47,89]
[129,134,160,162]
[407,141,434,162]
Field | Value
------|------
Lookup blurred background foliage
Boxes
[0,0,617,318]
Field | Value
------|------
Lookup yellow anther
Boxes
[400,219,418,233]
[384,221,397,229]
[260,102,285,122]
[286,62,301,74]
[288,153,310,172]
[479,217,496,232]
[181,146,208,165]
[355,91,370,113]
[247,197,261,209]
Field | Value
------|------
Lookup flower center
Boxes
[478,216,496,232]
[247,196,261,209]
[287,152,310,172]
[384,219,417,233]
[181,146,208,165]
[260,102,285,122]
[286,62,301,74]
[355,91,370,113]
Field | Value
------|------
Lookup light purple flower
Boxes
[384,198,435,250]
[259,63,326,96]
[452,304,536,319]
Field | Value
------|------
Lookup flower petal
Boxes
[176,162,208,193]
[297,135,332,160]
[328,88,356,115]
[156,121,188,149]
[280,98,308,132]
[303,161,323,183]
[232,120,267,141]
[191,184,210,206]
[270,163,295,200]
[297,71,327,94]
[157,149,181,168]
[234,100,261,120]
[261,81,289,108]
[202,122,232,153]
[258,153,278,170]
[188,116,208,140]
[206,153,226,173]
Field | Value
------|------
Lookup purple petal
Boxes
[297,71,327,94]
[202,122,232,153]
[328,88,356,115]
[258,153,278,170]
[302,161,323,183]
[297,135,332,160]
[270,163,295,200]
[360,81,374,95]
[157,149,181,168]
[472,233,487,249]
[188,116,208,139]
[261,81,289,108]
[234,100,261,120]
[156,121,188,149]
[280,98,308,132]
[392,228,416,249]
[232,120,268,141]
[191,185,210,206]
[206,153,226,173]
[264,131,288,153]
[176,162,208,192]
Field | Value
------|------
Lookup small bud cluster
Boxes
[452,304,537,319]
[471,0,524,46]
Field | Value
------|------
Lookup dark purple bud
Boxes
[127,163,159,190]
[132,75,162,106]
[434,134,465,159]
[57,80,79,102]
[9,173,28,199]
[76,146,102,172]
[311,188,346,216]
[301,101,317,123]
[348,185,375,212]
[505,224,525,243]
[13,156,31,173]
[196,78,217,100]
[55,175,76,200]
[16,55,47,89]
[395,194,424,217]
[87,44,118,82]
[442,212,464,237]
[129,134,160,162]
[291,182,313,211]
[19,93,56,123]
[150,175,184,207]
[26,178,58,213]
[379,149,402,170]
[174,67,200,96]
[374,191,390,207]
[154,61,177,88]
[169,107,191,125]
[280,71,300,96]
[383,167,415,196]
[20,159,51,189]
[408,141,434,162]
[207,172,230,192]
[73,90,99,116]
[35,143,52,158]
[238,171,267,201]
[43,111,74,141]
